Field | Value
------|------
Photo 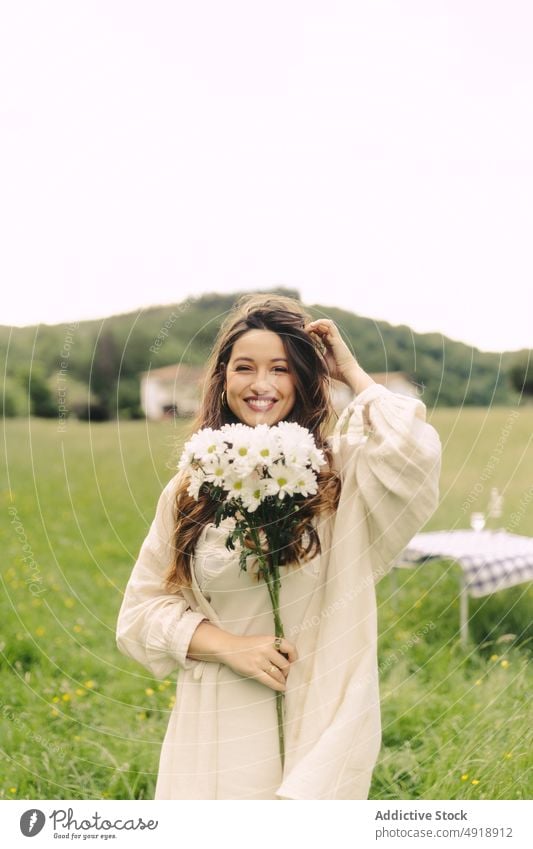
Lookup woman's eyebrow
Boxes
[233,356,288,363]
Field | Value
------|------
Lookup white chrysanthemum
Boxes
[291,466,320,496]
[202,454,231,487]
[239,479,264,512]
[186,469,205,499]
[267,464,308,499]
[177,443,195,472]
[308,446,327,472]
[194,427,223,455]
[200,449,228,471]
[219,422,253,446]
[228,424,285,475]
[258,476,282,498]
[251,424,282,468]
[230,465,279,507]
[224,431,263,474]
[178,427,224,470]
[274,421,314,442]
[273,421,322,469]
[222,471,251,500]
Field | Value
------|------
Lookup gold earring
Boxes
[221,389,226,407]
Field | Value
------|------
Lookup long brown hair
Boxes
[165,293,342,592]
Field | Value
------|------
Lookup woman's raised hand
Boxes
[219,633,298,693]
[304,318,359,384]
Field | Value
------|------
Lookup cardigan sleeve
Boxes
[116,473,208,679]
[328,382,442,583]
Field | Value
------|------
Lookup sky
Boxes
[1,1,532,353]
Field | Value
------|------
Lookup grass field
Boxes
[1,405,532,800]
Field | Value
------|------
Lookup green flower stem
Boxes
[250,525,286,771]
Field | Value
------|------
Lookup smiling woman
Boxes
[162,293,343,594]
[116,292,442,800]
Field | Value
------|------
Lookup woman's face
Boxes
[224,329,297,426]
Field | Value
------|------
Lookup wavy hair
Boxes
[164,293,342,592]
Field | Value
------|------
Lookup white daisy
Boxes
[292,466,320,497]
[222,471,250,500]
[251,424,282,468]
[239,481,263,512]
[267,464,305,499]
[186,469,205,500]
[274,421,321,469]
[179,427,224,470]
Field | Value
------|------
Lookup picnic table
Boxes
[395,529,533,647]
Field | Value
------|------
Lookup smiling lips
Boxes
[244,397,277,411]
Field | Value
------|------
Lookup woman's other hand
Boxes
[219,633,298,693]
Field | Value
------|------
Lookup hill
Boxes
[1,287,529,416]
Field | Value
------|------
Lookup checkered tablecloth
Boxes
[399,529,533,598]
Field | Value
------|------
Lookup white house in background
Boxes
[140,364,206,420]
[140,365,418,421]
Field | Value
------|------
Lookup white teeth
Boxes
[246,399,275,407]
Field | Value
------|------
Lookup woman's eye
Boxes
[235,366,288,373]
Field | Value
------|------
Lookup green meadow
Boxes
[1,405,532,800]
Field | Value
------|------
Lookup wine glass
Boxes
[470,512,486,532]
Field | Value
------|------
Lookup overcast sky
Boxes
[1,1,532,352]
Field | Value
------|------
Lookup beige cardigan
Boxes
[116,382,442,799]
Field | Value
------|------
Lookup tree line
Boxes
[1,288,531,419]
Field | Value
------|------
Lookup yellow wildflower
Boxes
[145,687,154,696]
[62,693,71,702]
[73,625,82,633]
[52,696,60,703]
[475,679,482,685]
[51,708,59,717]
[84,680,95,689]
[35,627,46,637]
[490,654,499,661]
[500,659,509,668]
[471,779,480,785]
[460,774,469,781]
[505,752,513,759]
[9,787,16,794]
[75,688,85,697]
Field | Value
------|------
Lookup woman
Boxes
[116,293,442,800]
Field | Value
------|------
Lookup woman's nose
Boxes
[250,373,272,392]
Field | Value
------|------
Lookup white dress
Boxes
[157,514,329,800]
[116,382,442,800]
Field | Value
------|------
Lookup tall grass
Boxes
[1,406,531,799]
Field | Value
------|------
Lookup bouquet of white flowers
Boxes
[178,420,327,767]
